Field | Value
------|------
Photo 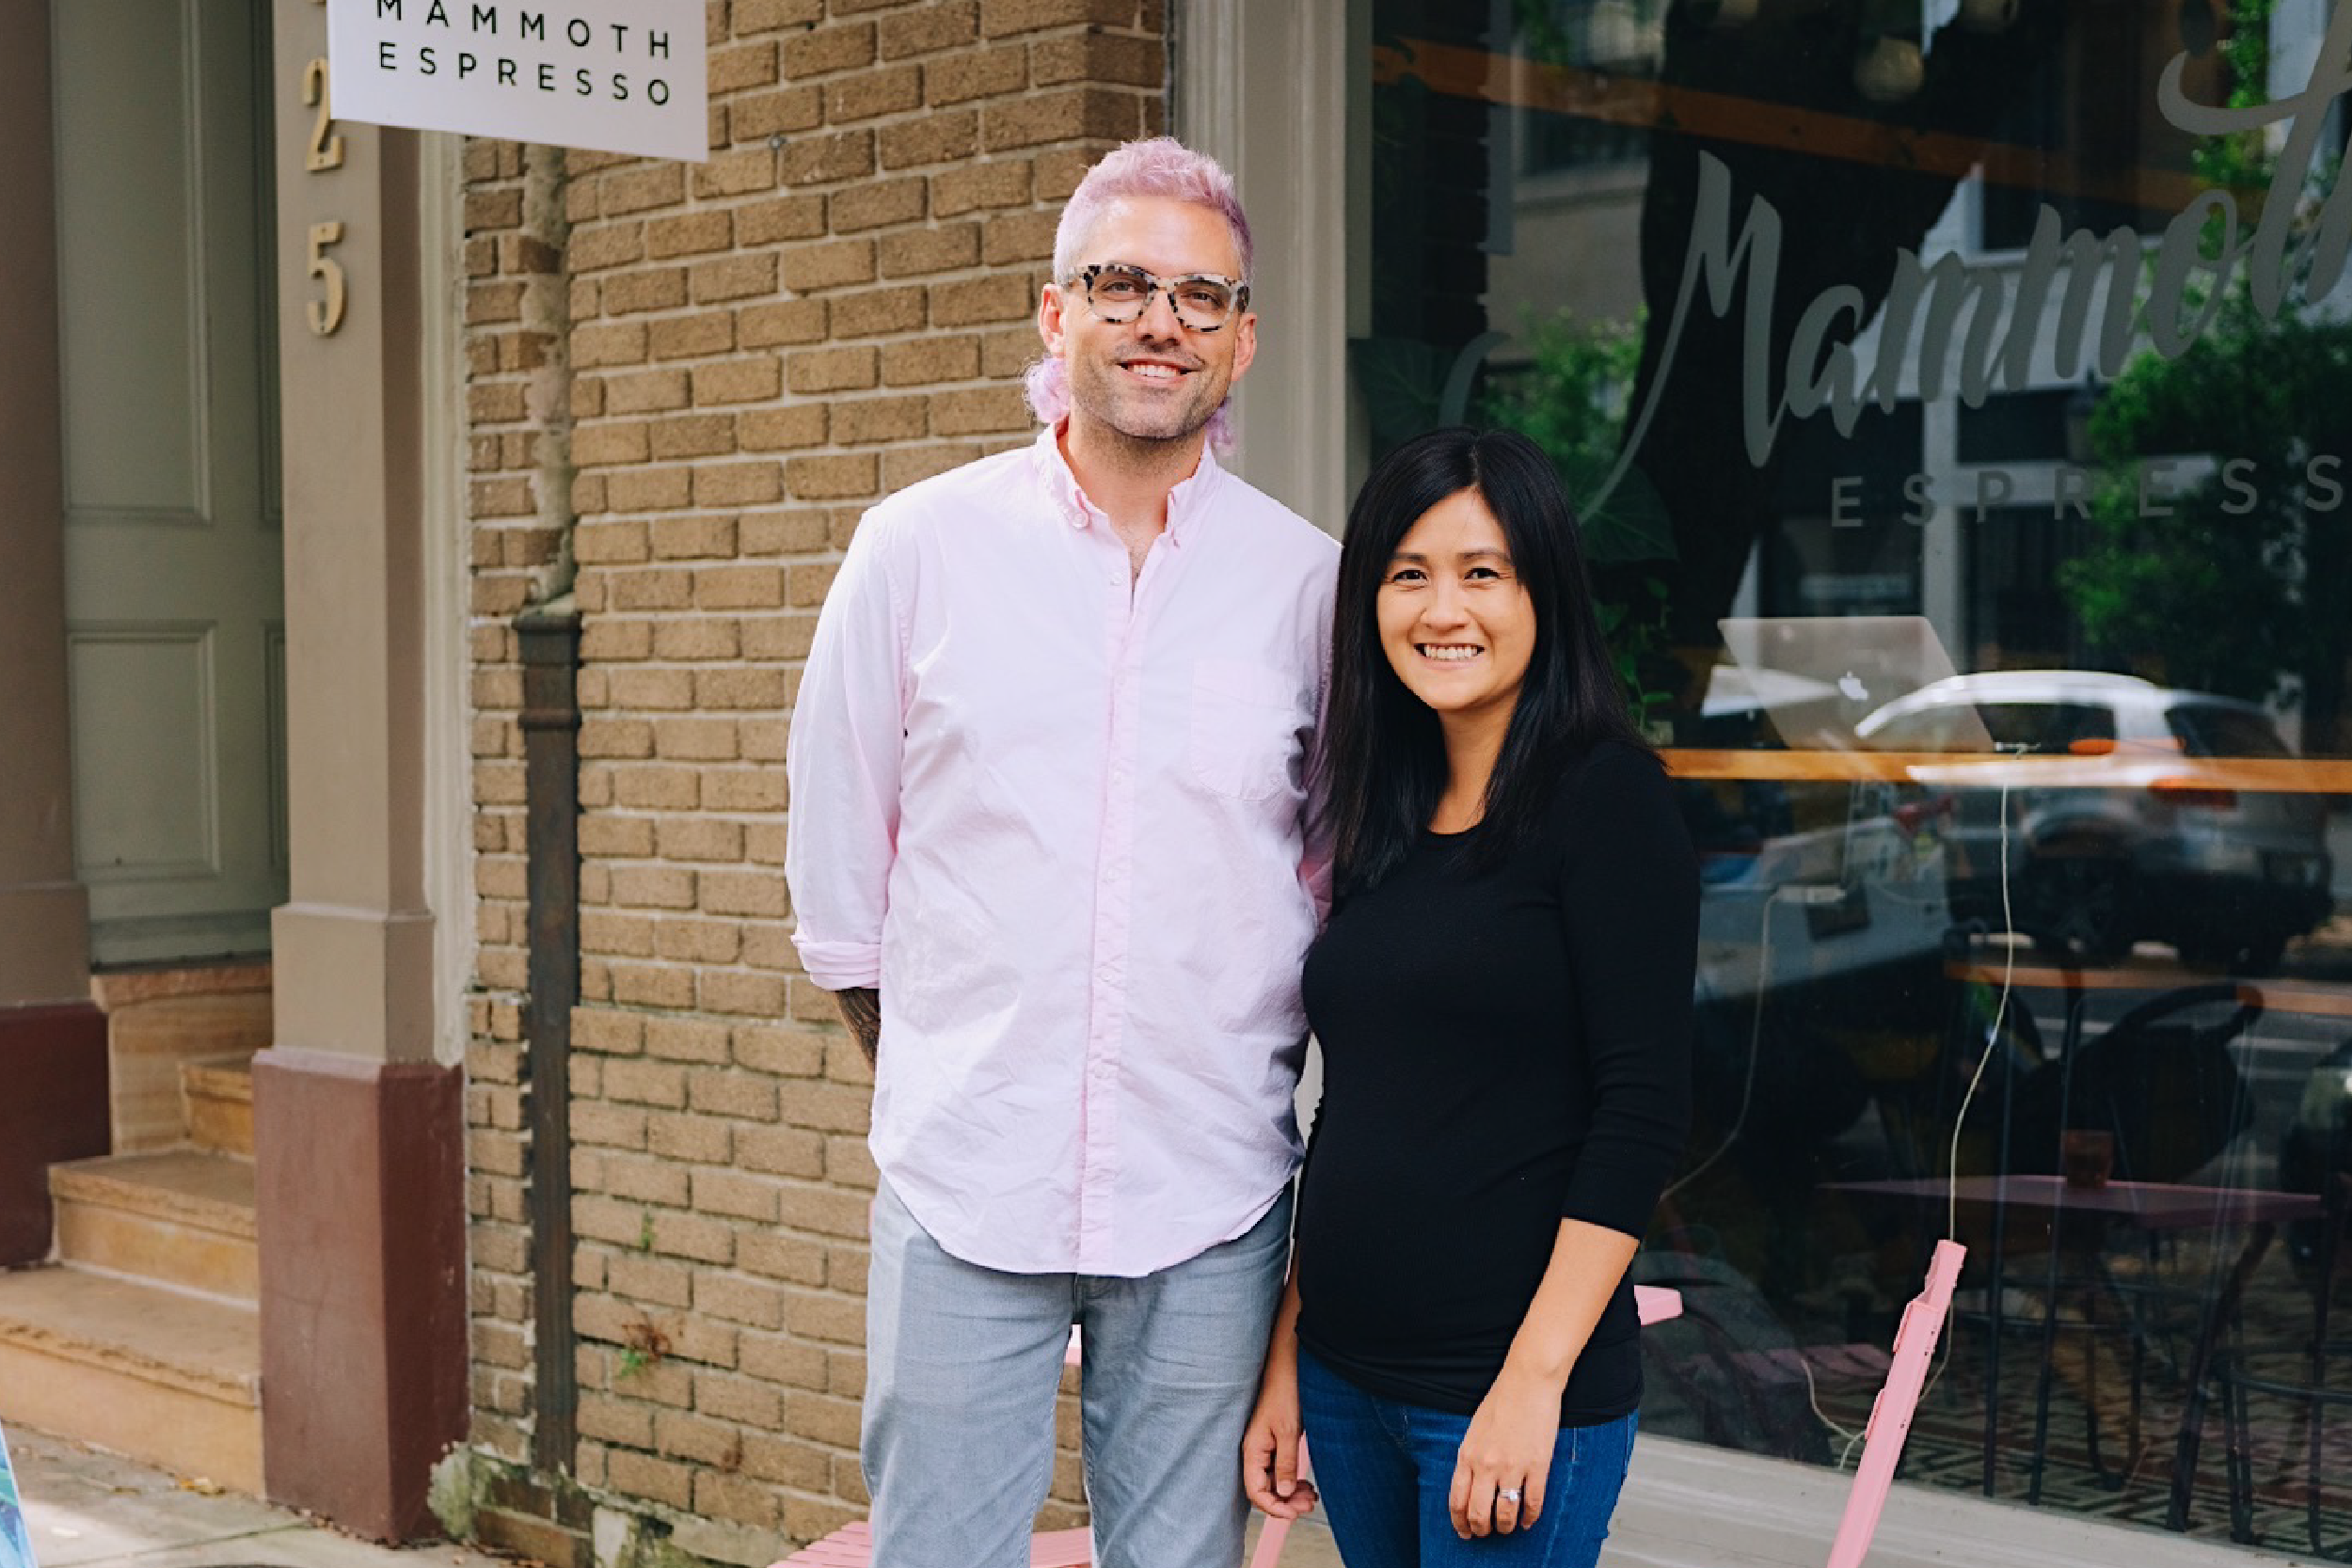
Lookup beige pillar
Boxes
[253,0,466,1539]
[0,0,109,1268]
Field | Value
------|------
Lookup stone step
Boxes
[183,1059,254,1157]
[106,993,271,1154]
[50,1150,258,1304]
[0,1263,261,1494]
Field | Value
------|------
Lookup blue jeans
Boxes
[1297,1348,1636,1568]
[863,1178,1291,1568]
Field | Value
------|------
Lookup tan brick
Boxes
[879,110,977,170]
[881,334,982,387]
[787,345,880,394]
[730,86,824,144]
[692,565,788,610]
[824,65,921,125]
[604,369,690,416]
[739,513,833,557]
[782,129,876,187]
[649,312,735,361]
[647,1110,733,1164]
[925,44,1027,107]
[608,667,695,710]
[613,765,702,811]
[612,962,696,1008]
[696,1369,785,1427]
[735,1125,826,1179]
[979,0,1134,37]
[739,404,830,451]
[574,422,650,467]
[570,224,647,272]
[710,40,781,94]
[701,969,789,1017]
[600,164,687,216]
[1031,145,1101,201]
[929,384,1028,436]
[736,0,824,30]
[694,463,785,507]
[983,87,1142,152]
[653,717,743,759]
[691,359,782,406]
[783,21,876,79]
[829,178,926,234]
[691,253,779,304]
[879,0,977,57]
[610,865,697,911]
[693,149,781,199]
[786,456,879,502]
[737,191,828,245]
[650,620,739,663]
[603,1450,692,1511]
[698,869,790,919]
[648,413,738,459]
[645,211,732,260]
[580,620,653,662]
[654,917,739,964]
[650,515,739,561]
[931,158,1033,216]
[822,288,922,342]
[574,1102,649,1149]
[580,1393,656,1449]
[832,396,929,446]
[651,1210,735,1265]
[739,299,829,349]
[467,282,526,326]
[780,238,876,293]
[696,1470,780,1531]
[701,768,786,813]
[1031,32,1165,88]
[607,467,693,512]
[603,569,692,612]
[980,324,1043,378]
[931,273,1035,326]
[984,208,1059,265]
[878,224,980,278]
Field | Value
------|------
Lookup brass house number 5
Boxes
[301,42,347,337]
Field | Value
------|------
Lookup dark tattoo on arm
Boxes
[833,987,882,1066]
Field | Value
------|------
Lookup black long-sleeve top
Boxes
[1295,740,1698,1424]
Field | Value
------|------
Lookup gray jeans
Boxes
[862,1177,1292,1568]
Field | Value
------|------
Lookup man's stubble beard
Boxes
[1067,352,1229,471]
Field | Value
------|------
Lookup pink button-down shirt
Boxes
[786,427,1339,1276]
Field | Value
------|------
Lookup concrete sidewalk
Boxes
[8,1427,459,1568]
[7,1423,1345,1568]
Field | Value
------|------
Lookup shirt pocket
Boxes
[1189,657,1301,801]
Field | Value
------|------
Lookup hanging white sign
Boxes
[328,0,707,164]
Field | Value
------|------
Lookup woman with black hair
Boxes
[1241,427,1697,1566]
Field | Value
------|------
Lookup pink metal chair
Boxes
[1826,1239,1965,1568]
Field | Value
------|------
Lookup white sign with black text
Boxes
[329,0,707,163]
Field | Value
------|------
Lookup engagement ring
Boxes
[1496,1488,1523,1505]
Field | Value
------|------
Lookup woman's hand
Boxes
[1448,1363,1564,1538]
[1241,1362,1318,1521]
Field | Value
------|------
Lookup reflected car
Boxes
[1854,672,2332,972]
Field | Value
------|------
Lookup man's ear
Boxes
[1229,309,1259,385]
[1038,282,1070,358]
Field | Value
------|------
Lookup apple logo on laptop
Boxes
[1838,670,1870,703]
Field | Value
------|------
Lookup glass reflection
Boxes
[1363,0,2352,1552]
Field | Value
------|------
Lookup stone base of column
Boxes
[254,1046,467,1541]
[0,1001,109,1265]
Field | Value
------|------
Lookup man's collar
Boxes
[1031,422,1224,546]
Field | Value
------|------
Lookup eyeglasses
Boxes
[1065,263,1250,332]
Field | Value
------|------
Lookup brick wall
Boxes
[460,2,1168,1555]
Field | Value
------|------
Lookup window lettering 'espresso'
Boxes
[1602,4,2352,502]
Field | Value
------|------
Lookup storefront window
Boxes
[1360,0,2352,1548]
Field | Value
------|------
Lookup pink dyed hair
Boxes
[1024,138,1253,457]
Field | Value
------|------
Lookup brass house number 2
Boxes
[301,24,347,336]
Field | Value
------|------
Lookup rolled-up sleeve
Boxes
[785,506,910,990]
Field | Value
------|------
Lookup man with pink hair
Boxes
[786,139,1338,1566]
